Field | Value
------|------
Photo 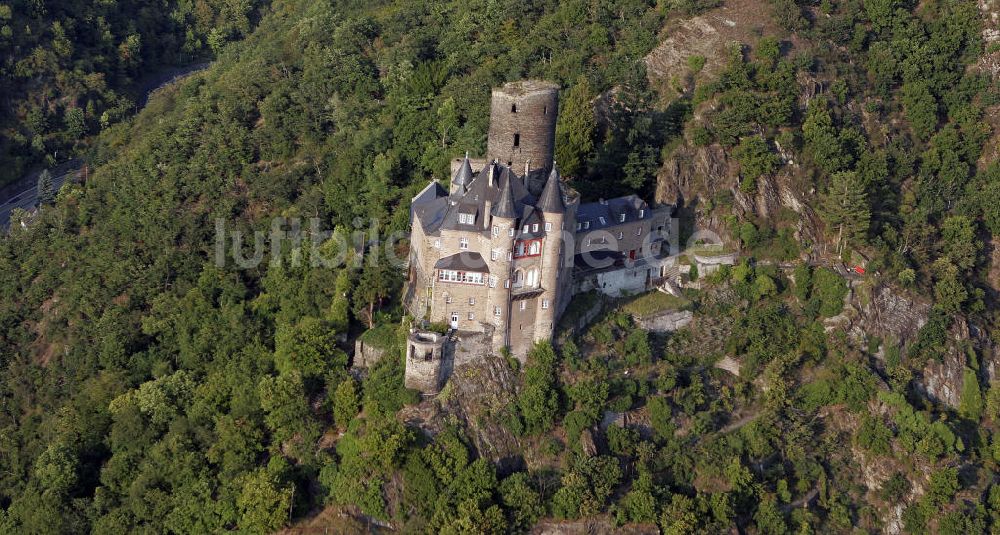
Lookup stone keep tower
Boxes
[404,330,447,395]
[486,80,559,187]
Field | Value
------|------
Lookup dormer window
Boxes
[599,216,606,225]
[459,213,475,225]
[576,223,582,231]
[639,209,645,218]
[532,223,539,233]
[584,221,590,229]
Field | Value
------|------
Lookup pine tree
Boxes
[821,171,870,254]
[37,168,54,205]
[555,77,596,178]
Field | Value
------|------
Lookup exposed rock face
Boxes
[857,285,931,347]
[915,319,972,410]
[399,356,523,472]
[656,144,734,208]
[917,350,966,410]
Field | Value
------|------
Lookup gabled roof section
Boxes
[411,181,449,233]
[536,164,565,213]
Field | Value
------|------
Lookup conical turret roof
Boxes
[452,152,473,191]
[536,163,565,213]
[492,166,518,219]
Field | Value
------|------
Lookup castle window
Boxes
[599,216,606,225]
[445,294,452,303]
[494,306,502,316]
[545,222,552,232]
[639,209,645,218]
[513,134,520,147]
[509,228,515,237]
[532,223,539,233]
[529,241,540,255]
[637,227,642,235]
[618,231,623,240]
[522,225,528,234]
[527,269,538,287]
[492,225,499,237]
[459,237,469,250]
[468,312,475,320]
[434,239,441,248]
[513,270,523,288]
[543,105,547,115]
[586,238,592,246]
[504,279,510,289]
[459,213,475,225]
[491,250,499,261]
[584,221,590,229]
[469,297,475,305]
[515,242,525,257]
[576,223,582,231]
[489,276,497,288]
[520,301,526,311]
[511,104,517,113]
[542,299,550,309]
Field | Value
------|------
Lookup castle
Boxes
[405,80,674,367]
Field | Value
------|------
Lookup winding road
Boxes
[0,61,210,230]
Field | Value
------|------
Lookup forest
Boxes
[0,0,999,533]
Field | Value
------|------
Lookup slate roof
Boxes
[452,153,473,191]
[433,252,490,272]
[412,160,538,235]
[575,195,650,232]
[491,167,518,219]
[536,164,565,213]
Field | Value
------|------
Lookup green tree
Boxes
[901,81,938,141]
[326,269,352,332]
[821,171,870,253]
[734,136,779,192]
[556,77,597,178]
[333,378,360,429]
[237,469,293,534]
[518,342,560,434]
[959,368,983,421]
[37,169,54,205]
[274,316,346,382]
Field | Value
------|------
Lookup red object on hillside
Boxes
[853,266,865,275]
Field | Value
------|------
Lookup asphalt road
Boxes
[0,61,210,231]
[0,160,81,229]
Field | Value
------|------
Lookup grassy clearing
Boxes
[621,291,691,317]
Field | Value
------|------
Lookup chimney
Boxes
[484,200,492,229]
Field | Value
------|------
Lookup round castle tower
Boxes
[404,329,447,395]
[486,80,559,181]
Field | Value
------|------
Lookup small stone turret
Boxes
[487,80,559,181]
[404,330,447,395]
[534,164,566,342]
